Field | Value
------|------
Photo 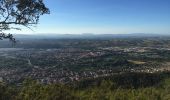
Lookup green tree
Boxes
[0,0,49,41]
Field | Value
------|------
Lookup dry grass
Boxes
[128,60,146,64]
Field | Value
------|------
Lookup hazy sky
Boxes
[8,0,170,34]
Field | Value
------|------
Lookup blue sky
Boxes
[10,0,170,34]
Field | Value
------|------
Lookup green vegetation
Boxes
[0,57,29,69]
[1,72,170,100]
[1,38,170,99]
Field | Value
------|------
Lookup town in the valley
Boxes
[1,37,170,85]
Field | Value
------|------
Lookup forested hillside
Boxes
[1,72,170,100]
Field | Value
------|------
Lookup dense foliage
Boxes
[1,72,170,100]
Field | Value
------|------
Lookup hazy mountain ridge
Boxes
[13,33,170,40]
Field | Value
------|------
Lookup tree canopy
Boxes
[0,0,49,42]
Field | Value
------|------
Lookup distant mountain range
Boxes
[13,33,170,40]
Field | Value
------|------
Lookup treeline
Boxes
[1,72,170,100]
[75,72,170,89]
